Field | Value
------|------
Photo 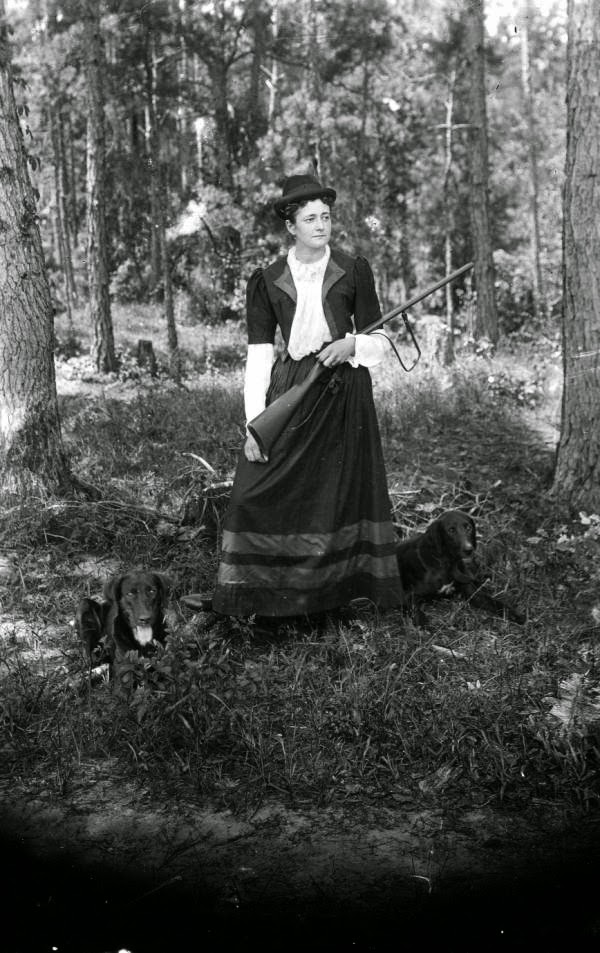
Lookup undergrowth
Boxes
[1,317,600,819]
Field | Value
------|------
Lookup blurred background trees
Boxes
[6,0,566,333]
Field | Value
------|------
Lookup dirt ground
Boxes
[4,576,600,952]
[2,773,600,952]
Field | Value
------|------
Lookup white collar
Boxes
[287,244,330,280]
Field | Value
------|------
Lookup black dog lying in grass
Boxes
[396,509,525,627]
[76,571,171,686]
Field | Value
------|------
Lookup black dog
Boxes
[396,510,525,626]
[76,571,171,682]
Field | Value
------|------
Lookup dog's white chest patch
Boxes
[135,626,154,646]
[438,582,456,596]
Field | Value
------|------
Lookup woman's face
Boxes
[286,199,332,254]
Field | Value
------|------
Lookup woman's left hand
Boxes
[317,337,355,367]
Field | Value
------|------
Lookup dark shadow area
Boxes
[2,825,599,953]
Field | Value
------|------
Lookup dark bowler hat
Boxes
[274,174,337,219]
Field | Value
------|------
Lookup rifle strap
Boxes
[289,367,343,433]
[370,312,421,372]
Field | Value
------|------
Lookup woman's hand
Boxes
[317,337,355,368]
[244,432,268,464]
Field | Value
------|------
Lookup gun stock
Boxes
[246,360,324,456]
[247,261,473,457]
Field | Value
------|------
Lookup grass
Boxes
[1,305,600,821]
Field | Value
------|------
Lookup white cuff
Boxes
[244,343,274,426]
[347,330,389,368]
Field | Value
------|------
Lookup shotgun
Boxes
[247,260,474,457]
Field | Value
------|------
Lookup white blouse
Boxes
[286,245,332,359]
[244,245,389,426]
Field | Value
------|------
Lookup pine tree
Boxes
[0,8,70,498]
[552,0,600,510]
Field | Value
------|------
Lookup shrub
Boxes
[494,249,536,334]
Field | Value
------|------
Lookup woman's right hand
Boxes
[244,432,268,464]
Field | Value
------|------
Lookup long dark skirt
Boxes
[212,354,404,617]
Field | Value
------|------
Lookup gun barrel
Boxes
[362,260,474,335]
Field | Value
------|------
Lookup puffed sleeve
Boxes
[352,256,382,333]
[346,330,390,368]
[246,268,278,345]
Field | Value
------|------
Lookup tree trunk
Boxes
[175,0,190,194]
[552,0,600,511]
[355,57,370,226]
[143,24,180,380]
[207,57,235,191]
[194,115,206,184]
[37,7,77,314]
[49,102,76,328]
[83,0,116,373]
[57,108,78,304]
[520,3,546,319]
[443,67,457,359]
[302,0,322,177]
[247,0,269,146]
[267,0,279,125]
[65,112,79,236]
[396,187,415,302]
[0,13,70,498]
[218,224,241,299]
[465,0,498,342]
[159,219,180,381]
[144,101,161,288]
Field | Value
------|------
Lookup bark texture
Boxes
[552,0,600,510]
[0,22,69,497]
[520,3,546,318]
[50,102,77,324]
[143,24,181,381]
[465,0,498,342]
[83,0,116,373]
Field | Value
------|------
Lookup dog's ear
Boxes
[103,574,124,604]
[468,515,477,550]
[151,573,172,603]
[102,575,125,637]
[428,518,446,554]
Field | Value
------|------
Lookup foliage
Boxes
[6,0,567,323]
[484,369,545,408]
[2,316,599,819]
[493,249,536,334]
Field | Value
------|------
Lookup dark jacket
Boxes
[246,246,382,347]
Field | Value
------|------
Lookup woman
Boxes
[212,174,404,619]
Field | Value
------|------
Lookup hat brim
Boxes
[274,186,337,219]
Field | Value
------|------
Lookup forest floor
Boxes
[2,308,600,952]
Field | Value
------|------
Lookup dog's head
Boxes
[429,510,477,561]
[103,571,171,647]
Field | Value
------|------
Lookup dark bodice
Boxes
[246,247,382,347]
